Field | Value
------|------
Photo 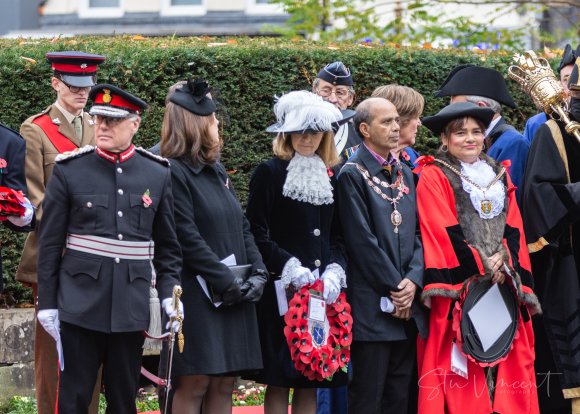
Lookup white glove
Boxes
[162,297,184,332]
[281,257,316,289]
[37,309,60,342]
[7,197,33,227]
[321,264,346,304]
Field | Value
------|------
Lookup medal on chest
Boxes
[353,163,409,233]
[481,199,492,215]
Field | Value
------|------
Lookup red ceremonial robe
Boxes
[415,156,540,414]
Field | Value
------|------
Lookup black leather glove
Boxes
[241,271,268,303]
[221,277,244,306]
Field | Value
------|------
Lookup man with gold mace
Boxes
[336,97,427,414]
[518,48,580,414]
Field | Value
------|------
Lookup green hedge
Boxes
[0,36,543,303]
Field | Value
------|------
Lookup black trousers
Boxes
[348,337,417,414]
[58,322,144,414]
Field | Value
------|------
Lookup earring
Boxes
[440,144,448,153]
[482,141,486,151]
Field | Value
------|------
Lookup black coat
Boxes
[37,147,181,333]
[0,123,34,292]
[245,157,347,388]
[168,158,265,375]
[336,144,428,341]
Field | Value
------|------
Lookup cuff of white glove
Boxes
[323,263,347,288]
[281,257,301,289]
[7,198,33,227]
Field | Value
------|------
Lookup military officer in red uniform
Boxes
[37,84,183,413]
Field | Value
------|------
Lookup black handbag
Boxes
[210,264,252,303]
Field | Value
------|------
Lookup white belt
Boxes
[66,234,154,260]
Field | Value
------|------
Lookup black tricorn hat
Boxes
[422,102,495,136]
[569,57,580,92]
[169,78,216,116]
[433,63,475,96]
[459,278,519,365]
[317,61,354,86]
[434,65,516,108]
[558,44,579,73]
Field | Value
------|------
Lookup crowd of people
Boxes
[0,45,578,414]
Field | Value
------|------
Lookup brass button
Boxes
[114,258,120,264]
[117,167,123,174]
[118,234,123,240]
[117,211,123,217]
[118,189,124,195]
[86,201,93,208]
[313,229,321,236]
[314,259,321,267]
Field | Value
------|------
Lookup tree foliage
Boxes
[268,0,575,51]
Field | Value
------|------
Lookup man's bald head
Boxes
[354,97,397,137]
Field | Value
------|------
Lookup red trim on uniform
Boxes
[96,145,136,164]
[93,93,141,114]
[52,62,98,74]
[32,115,78,153]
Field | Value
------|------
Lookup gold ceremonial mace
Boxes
[508,51,580,143]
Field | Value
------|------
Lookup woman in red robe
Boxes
[415,102,541,414]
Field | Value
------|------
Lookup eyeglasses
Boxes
[59,78,91,94]
[93,115,126,127]
[316,88,351,99]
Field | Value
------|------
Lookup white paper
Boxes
[451,342,467,379]
[467,283,512,352]
[56,336,64,371]
[275,279,288,316]
[308,296,326,322]
[196,254,238,308]
[380,296,395,313]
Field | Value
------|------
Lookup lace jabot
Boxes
[282,153,334,206]
[460,159,505,219]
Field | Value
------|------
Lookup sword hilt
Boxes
[172,285,185,353]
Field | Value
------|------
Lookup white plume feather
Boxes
[272,90,342,132]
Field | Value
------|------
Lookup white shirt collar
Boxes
[485,116,501,137]
[54,101,83,124]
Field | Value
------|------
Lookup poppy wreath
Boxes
[0,186,25,219]
[283,279,353,381]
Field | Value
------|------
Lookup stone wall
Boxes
[0,308,35,407]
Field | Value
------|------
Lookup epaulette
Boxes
[135,146,170,166]
[55,145,95,162]
[0,122,21,138]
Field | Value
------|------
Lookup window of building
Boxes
[160,0,206,16]
[246,0,284,15]
[79,0,124,18]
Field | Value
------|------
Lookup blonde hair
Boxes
[371,84,424,124]
[160,100,221,164]
[272,131,339,167]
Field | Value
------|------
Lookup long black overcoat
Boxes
[168,158,265,376]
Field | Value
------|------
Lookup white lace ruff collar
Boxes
[460,159,505,219]
[283,153,334,205]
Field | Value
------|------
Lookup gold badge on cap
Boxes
[103,89,112,104]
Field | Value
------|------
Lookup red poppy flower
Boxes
[335,347,351,368]
[0,158,7,169]
[338,332,352,347]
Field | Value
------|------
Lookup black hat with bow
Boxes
[169,78,216,116]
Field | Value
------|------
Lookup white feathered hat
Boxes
[266,90,354,134]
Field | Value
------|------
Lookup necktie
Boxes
[73,116,82,141]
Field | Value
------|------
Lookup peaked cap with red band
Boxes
[46,51,106,88]
[89,84,148,119]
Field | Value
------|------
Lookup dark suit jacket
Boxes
[337,144,428,341]
[37,147,181,333]
[0,123,34,292]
